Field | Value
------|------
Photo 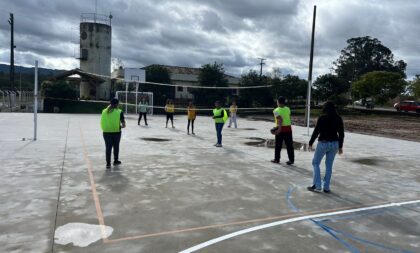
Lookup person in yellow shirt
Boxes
[228,101,238,128]
[187,101,196,135]
[165,99,175,128]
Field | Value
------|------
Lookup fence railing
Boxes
[0,90,37,112]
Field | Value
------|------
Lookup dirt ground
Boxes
[249,114,420,143]
[293,115,420,143]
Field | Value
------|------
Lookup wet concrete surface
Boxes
[0,113,420,253]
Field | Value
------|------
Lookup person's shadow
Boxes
[98,167,130,193]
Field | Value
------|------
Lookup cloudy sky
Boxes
[0,0,419,79]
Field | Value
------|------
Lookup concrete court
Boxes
[0,112,420,253]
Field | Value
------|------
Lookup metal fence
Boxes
[0,90,37,112]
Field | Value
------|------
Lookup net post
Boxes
[135,82,139,114]
[125,82,128,114]
[34,60,38,141]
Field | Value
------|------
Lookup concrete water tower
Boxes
[79,13,112,100]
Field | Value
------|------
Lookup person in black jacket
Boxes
[308,101,344,193]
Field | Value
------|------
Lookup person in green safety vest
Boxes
[212,100,226,147]
[271,96,294,165]
[101,98,126,169]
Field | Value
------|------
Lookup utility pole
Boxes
[258,58,266,78]
[9,13,15,91]
[304,5,317,135]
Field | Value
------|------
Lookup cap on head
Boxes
[110,98,119,105]
[277,96,286,104]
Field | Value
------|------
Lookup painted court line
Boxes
[105,201,391,244]
[79,126,109,243]
[179,199,420,253]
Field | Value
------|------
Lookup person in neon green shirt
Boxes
[212,100,226,147]
[101,98,126,169]
[271,96,294,165]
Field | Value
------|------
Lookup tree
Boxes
[239,70,272,107]
[142,65,173,105]
[42,81,78,100]
[190,62,229,106]
[333,36,407,82]
[313,74,350,105]
[270,74,307,103]
[352,71,407,104]
[407,76,420,99]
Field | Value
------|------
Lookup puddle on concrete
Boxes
[55,223,113,247]
[140,138,170,142]
[351,158,381,166]
[244,138,308,151]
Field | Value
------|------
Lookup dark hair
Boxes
[323,101,337,116]
[110,98,119,105]
[277,96,286,104]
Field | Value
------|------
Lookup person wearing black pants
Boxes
[271,96,294,165]
[103,132,122,166]
[100,98,126,169]
[274,132,294,163]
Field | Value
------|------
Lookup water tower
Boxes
[79,13,112,100]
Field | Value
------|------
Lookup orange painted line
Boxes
[79,126,109,243]
[105,200,391,244]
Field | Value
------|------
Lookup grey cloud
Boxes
[1,0,420,78]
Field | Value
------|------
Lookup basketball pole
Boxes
[34,60,38,141]
[305,5,316,136]
[125,81,128,114]
[135,82,139,115]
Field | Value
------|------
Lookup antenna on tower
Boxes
[95,0,98,14]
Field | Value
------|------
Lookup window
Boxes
[177,86,184,92]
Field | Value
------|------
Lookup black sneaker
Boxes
[286,161,294,165]
[271,159,280,164]
[323,189,331,193]
[307,185,322,192]
[113,161,122,165]
[106,163,111,169]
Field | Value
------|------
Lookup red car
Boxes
[394,101,420,113]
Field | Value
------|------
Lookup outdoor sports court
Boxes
[1,113,420,253]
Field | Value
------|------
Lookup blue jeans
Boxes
[215,123,224,144]
[312,141,339,191]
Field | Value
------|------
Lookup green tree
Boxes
[333,36,407,82]
[313,74,350,105]
[239,70,272,107]
[190,62,229,106]
[270,74,307,103]
[352,71,407,104]
[407,76,420,99]
[142,65,173,105]
[42,81,78,99]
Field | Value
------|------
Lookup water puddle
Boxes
[140,138,171,142]
[244,138,308,151]
[351,158,381,166]
[54,223,113,247]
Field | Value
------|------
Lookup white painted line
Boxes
[179,199,420,253]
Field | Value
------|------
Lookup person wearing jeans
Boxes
[308,101,344,193]
[101,98,126,169]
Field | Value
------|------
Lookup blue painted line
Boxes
[319,223,415,253]
[286,186,359,253]
[285,186,414,253]
[318,209,384,223]
[311,219,360,253]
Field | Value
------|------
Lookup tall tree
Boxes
[270,74,307,102]
[407,76,420,99]
[352,71,407,104]
[333,36,407,82]
[239,70,272,107]
[142,65,173,105]
[190,62,229,106]
[313,74,350,105]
